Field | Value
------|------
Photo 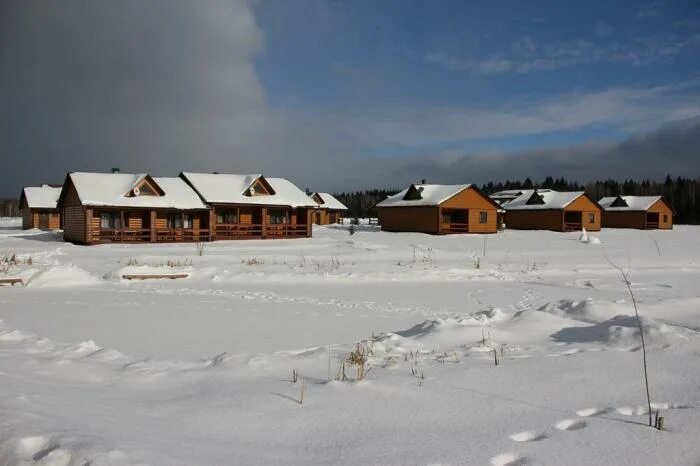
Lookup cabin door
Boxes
[38,213,49,229]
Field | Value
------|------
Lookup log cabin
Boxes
[179,172,316,240]
[492,189,602,232]
[376,184,499,234]
[19,184,62,230]
[598,195,673,229]
[57,172,211,245]
[310,192,348,225]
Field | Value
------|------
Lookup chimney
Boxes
[305,188,311,195]
[111,167,120,174]
[421,178,426,185]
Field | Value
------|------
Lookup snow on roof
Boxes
[376,184,472,207]
[495,189,586,210]
[22,185,61,209]
[181,172,316,208]
[68,172,208,209]
[599,196,664,211]
[312,193,348,210]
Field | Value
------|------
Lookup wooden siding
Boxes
[312,209,343,225]
[379,206,439,234]
[564,195,601,231]
[61,180,87,242]
[504,210,565,231]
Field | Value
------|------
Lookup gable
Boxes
[526,192,545,205]
[565,194,601,212]
[402,184,424,201]
[244,176,275,197]
[440,186,500,210]
[312,193,324,204]
[126,175,164,197]
[610,196,628,208]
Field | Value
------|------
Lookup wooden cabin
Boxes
[376,184,499,234]
[599,195,673,229]
[19,184,62,230]
[310,192,348,225]
[57,172,211,245]
[180,172,315,240]
[492,189,601,232]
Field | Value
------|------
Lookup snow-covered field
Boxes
[1,216,699,466]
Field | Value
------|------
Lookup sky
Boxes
[1,0,700,197]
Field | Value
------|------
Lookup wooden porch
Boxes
[439,208,469,234]
[212,205,311,240]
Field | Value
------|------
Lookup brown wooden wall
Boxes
[312,209,343,225]
[504,210,564,231]
[603,211,645,229]
[61,181,87,242]
[565,195,601,231]
[379,206,439,233]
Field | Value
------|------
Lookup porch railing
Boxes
[563,222,582,232]
[155,229,210,242]
[440,222,470,233]
[98,228,150,242]
[264,224,309,237]
[215,224,264,238]
[645,221,659,229]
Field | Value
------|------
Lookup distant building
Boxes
[599,195,673,229]
[376,184,499,234]
[19,184,62,230]
[309,192,348,225]
[491,189,601,232]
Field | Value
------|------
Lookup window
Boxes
[441,212,453,224]
[183,214,193,229]
[663,215,668,223]
[588,213,595,223]
[479,212,488,224]
[167,213,182,229]
[100,212,121,229]
[269,209,288,224]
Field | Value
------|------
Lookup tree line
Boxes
[334,175,700,224]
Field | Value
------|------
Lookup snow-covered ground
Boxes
[1,217,699,466]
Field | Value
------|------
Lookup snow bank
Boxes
[26,265,100,288]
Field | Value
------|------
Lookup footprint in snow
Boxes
[554,419,587,431]
[576,407,610,417]
[490,452,527,466]
[509,431,547,442]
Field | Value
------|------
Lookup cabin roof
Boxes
[180,172,316,208]
[66,172,208,209]
[599,195,664,211]
[376,184,474,207]
[22,185,62,209]
[494,189,586,210]
[311,192,348,210]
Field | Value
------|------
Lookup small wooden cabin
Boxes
[376,184,499,234]
[180,172,315,240]
[19,184,62,230]
[599,195,673,229]
[57,172,211,245]
[310,192,348,225]
[493,189,602,232]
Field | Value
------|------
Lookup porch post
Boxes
[210,206,216,241]
[120,210,125,241]
[150,210,157,242]
[261,207,267,238]
[437,207,442,234]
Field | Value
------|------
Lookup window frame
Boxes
[479,211,488,224]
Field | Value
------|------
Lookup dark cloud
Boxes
[373,116,700,187]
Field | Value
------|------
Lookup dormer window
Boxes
[244,177,274,197]
[403,184,423,201]
[127,176,163,197]
[526,192,545,205]
[610,196,628,208]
